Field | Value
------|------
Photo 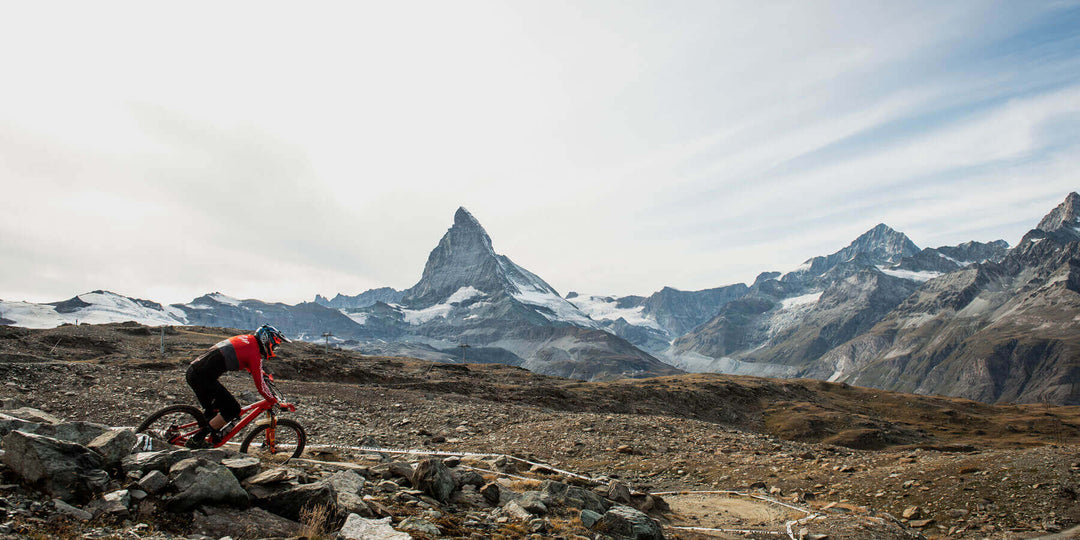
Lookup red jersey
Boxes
[213,334,274,400]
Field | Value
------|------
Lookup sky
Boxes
[2,1,1079,305]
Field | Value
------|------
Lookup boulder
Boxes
[86,489,130,517]
[221,456,261,481]
[607,480,633,505]
[387,461,415,482]
[2,430,109,502]
[52,499,92,521]
[243,466,298,487]
[338,491,374,518]
[496,500,533,522]
[4,408,62,424]
[257,480,337,522]
[518,491,551,515]
[480,482,501,505]
[411,458,455,503]
[87,429,137,468]
[122,448,231,475]
[191,505,302,538]
[136,470,168,494]
[0,416,108,446]
[594,505,664,540]
[327,469,367,495]
[398,516,440,536]
[580,509,603,528]
[166,457,249,512]
[453,469,485,488]
[339,513,413,540]
[541,480,610,514]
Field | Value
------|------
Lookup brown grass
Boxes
[298,503,334,539]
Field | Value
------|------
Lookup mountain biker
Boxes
[184,324,290,448]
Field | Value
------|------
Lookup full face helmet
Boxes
[254,324,290,357]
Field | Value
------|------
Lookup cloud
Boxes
[1,1,1079,303]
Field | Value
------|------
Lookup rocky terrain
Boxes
[0,322,1078,538]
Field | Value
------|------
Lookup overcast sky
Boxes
[2,1,1079,305]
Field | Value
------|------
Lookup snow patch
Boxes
[568,295,662,330]
[780,292,822,309]
[208,293,242,306]
[878,266,941,282]
[446,286,483,304]
[0,301,66,329]
[341,310,368,325]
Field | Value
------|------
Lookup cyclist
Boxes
[184,324,290,448]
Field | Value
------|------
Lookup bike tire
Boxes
[136,405,209,447]
[239,418,306,461]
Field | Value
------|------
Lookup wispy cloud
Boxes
[1,1,1078,303]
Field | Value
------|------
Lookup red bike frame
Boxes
[171,395,296,449]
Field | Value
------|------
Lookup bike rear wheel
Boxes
[239,418,306,462]
[136,405,209,448]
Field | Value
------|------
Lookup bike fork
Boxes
[266,409,277,452]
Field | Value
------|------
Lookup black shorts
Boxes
[186,348,242,421]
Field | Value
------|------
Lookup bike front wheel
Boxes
[239,418,306,462]
[136,405,209,448]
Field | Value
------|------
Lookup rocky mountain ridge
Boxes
[3,194,1078,405]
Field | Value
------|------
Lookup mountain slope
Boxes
[806,192,1080,404]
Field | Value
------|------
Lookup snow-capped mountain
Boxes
[0,291,185,329]
[803,193,1080,404]
[5,193,1080,403]
[323,207,678,381]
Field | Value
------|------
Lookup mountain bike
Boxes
[136,375,306,462]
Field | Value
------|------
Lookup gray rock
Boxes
[166,458,249,512]
[137,470,168,494]
[2,430,109,502]
[338,491,373,518]
[52,499,92,521]
[480,482,501,505]
[339,513,413,540]
[453,469,485,488]
[398,516,440,536]
[411,458,455,503]
[497,500,533,522]
[221,456,261,481]
[518,491,550,515]
[122,448,231,475]
[387,461,414,481]
[580,509,602,528]
[0,416,108,446]
[4,408,62,424]
[327,469,367,495]
[243,466,298,486]
[95,489,131,517]
[87,429,137,468]
[191,506,302,539]
[257,480,337,522]
[594,505,664,540]
[607,480,633,505]
[541,480,610,514]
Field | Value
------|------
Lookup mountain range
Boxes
[2,193,1078,404]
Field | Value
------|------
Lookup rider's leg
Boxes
[208,413,226,430]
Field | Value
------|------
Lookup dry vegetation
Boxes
[1,322,1079,538]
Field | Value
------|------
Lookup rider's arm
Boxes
[249,357,275,401]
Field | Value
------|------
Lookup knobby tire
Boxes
[136,404,209,447]
[239,418,306,459]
